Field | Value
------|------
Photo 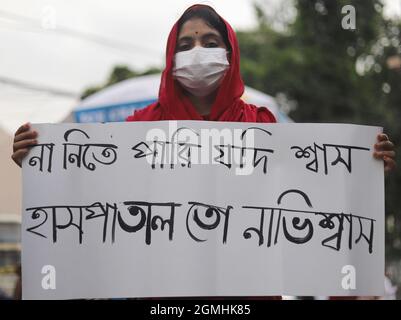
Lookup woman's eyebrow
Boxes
[177,36,193,43]
[178,32,221,43]
[202,32,222,39]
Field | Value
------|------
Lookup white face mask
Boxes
[173,47,229,97]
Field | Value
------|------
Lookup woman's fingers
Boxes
[373,145,396,172]
[11,148,29,167]
[377,133,389,142]
[373,150,396,159]
[384,156,396,173]
[11,123,38,167]
[375,140,394,151]
[374,133,396,173]
[12,139,37,153]
[14,130,38,143]
[14,123,31,136]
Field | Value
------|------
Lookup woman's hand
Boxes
[373,133,396,173]
[11,123,38,168]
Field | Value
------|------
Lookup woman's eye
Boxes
[177,44,191,51]
[206,42,218,48]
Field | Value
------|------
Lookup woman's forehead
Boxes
[178,18,221,39]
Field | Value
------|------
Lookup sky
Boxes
[0,0,400,135]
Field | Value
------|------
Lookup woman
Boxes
[11,4,396,170]
[126,4,276,123]
[10,4,396,300]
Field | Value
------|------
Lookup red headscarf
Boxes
[126,4,276,123]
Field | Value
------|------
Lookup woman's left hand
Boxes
[373,133,396,173]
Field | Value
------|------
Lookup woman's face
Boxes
[176,18,227,53]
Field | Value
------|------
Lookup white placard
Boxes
[22,122,384,299]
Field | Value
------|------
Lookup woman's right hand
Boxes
[11,123,38,168]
